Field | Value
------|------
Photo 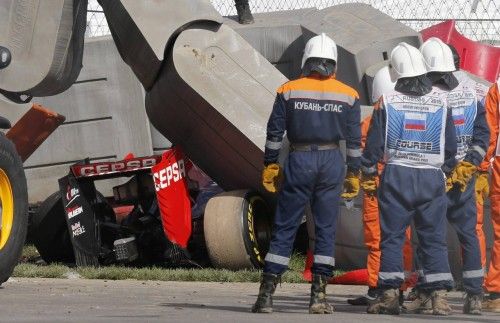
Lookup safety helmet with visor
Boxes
[420,37,456,73]
[390,42,427,80]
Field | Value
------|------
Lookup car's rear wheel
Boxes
[0,134,28,285]
[204,190,272,269]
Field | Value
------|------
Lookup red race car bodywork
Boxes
[421,20,499,83]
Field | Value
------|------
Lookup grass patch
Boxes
[13,263,69,279]
[15,246,310,282]
[16,247,341,283]
[76,266,304,283]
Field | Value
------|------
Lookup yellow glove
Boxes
[451,161,477,192]
[445,175,453,192]
[262,163,282,193]
[475,171,490,205]
[341,171,360,199]
[361,173,377,195]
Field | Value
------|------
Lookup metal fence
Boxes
[87,0,499,44]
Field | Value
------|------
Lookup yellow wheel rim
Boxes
[0,169,14,250]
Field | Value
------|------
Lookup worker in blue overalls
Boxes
[252,33,362,314]
[361,42,457,316]
[404,37,489,315]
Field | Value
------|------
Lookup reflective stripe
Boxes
[265,253,290,266]
[282,90,356,106]
[463,269,484,279]
[362,165,377,175]
[379,272,404,281]
[313,255,335,266]
[404,271,413,279]
[265,140,282,150]
[347,148,362,157]
[424,273,453,283]
[471,145,486,158]
[417,270,424,277]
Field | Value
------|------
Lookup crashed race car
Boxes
[28,146,273,269]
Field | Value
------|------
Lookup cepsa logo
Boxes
[153,159,186,191]
[72,157,158,177]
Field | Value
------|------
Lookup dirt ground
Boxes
[0,278,497,322]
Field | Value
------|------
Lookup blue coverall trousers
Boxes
[377,164,453,291]
[264,148,344,277]
[415,178,484,294]
[445,178,483,294]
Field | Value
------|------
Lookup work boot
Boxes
[463,293,482,315]
[309,274,334,314]
[402,289,432,314]
[430,290,452,316]
[251,273,279,313]
[406,288,418,301]
[483,296,500,313]
[367,288,400,315]
[347,287,379,306]
[235,1,254,24]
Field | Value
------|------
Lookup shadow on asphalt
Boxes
[159,302,305,313]
[160,293,498,321]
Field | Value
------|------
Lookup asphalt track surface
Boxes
[0,278,498,322]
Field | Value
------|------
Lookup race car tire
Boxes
[30,191,74,264]
[0,133,28,285]
[204,190,271,270]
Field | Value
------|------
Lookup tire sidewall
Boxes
[0,134,28,284]
[241,192,271,268]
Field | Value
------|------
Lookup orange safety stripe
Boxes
[277,75,359,100]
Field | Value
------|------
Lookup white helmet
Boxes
[371,65,397,104]
[420,37,456,73]
[390,42,427,79]
[301,33,338,68]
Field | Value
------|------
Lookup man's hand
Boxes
[262,163,282,193]
[361,173,377,195]
[475,171,489,205]
[451,161,477,192]
[341,171,360,199]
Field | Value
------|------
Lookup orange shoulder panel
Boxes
[277,77,359,100]
[326,79,360,100]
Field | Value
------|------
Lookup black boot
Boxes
[235,0,254,24]
[309,274,334,314]
[348,287,380,305]
[252,273,279,313]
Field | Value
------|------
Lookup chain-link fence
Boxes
[87,0,499,44]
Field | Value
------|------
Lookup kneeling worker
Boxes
[252,33,361,314]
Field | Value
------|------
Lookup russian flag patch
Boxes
[404,112,426,131]
[452,108,465,126]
